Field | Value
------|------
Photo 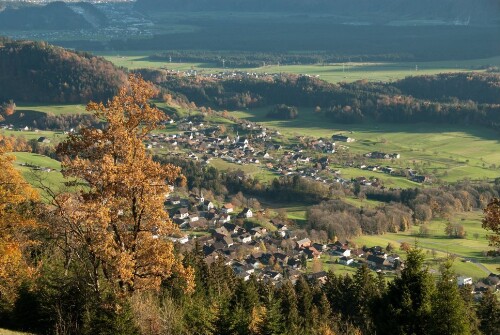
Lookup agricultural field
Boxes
[12,152,70,198]
[352,210,498,279]
[208,158,278,182]
[15,103,87,116]
[0,129,63,143]
[230,106,500,184]
[100,53,500,84]
[300,210,498,280]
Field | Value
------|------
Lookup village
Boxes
[144,112,431,191]
[165,189,499,294]
[166,189,405,283]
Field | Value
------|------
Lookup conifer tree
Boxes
[429,260,470,335]
[279,281,300,335]
[458,285,481,335]
[374,247,435,335]
[316,292,333,333]
[477,289,500,335]
[261,288,284,335]
[352,264,379,334]
[295,276,314,330]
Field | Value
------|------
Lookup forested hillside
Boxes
[142,69,500,128]
[0,40,127,103]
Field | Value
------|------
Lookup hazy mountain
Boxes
[135,0,500,26]
[0,1,108,30]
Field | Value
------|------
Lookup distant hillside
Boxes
[0,39,127,103]
[136,0,500,25]
[0,1,108,30]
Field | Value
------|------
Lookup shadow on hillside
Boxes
[2,110,46,127]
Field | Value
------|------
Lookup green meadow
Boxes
[12,152,71,198]
[208,158,278,182]
[101,53,500,84]
[230,107,500,184]
[352,210,499,279]
[15,103,87,116]
[1,129,64,143]
[301,210,498,280]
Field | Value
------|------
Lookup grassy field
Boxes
[265,199,497,279]
[230,107,500,184]
[1,129,63,143]
[209,158,278,182]
[15,103,87,116]
[12,152,71,198]
[101,53,500,84]
[351,210,499,279]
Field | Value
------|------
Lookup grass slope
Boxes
[15,103,87,116]
[12,152,70,198]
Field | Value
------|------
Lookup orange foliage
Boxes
[0,134,31,152]
[0,143,38,305]
[483,197,500,249]
[54,74,193,296]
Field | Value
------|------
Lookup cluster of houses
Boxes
[364,151,400,160]
[169,194,256,232]
[356,165,430,184]
[147,117,375,187]
[167,194,409,284]
[461,273,500,294]
[147,114,436,195]
[172,205,498,291]
[146,118,281,166]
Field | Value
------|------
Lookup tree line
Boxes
[3,241,499,335]
[149,51,416,68]
[155,72,500,129]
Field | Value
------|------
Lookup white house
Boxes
[176,208,189,220]
[238,208,253,218]
[457,276,473,286]
[334,248,351,257]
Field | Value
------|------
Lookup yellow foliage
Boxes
[53,74,193,296]
[248,305,266,335]
[0,144,38,304]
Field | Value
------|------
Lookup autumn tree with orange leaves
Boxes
[53,74,193,298]
[0,141,38,306]
[483,197,500,250]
